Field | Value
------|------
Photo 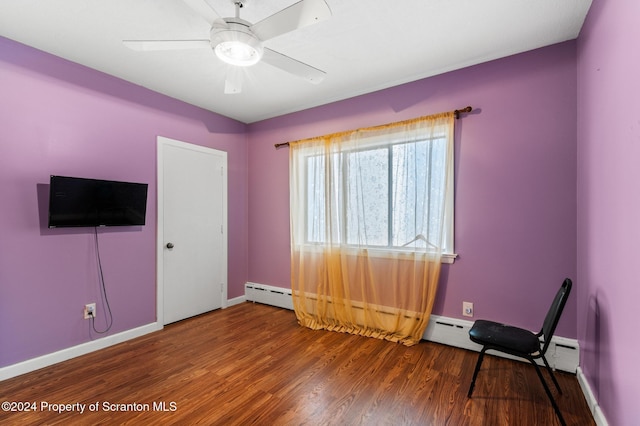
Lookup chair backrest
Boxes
[540,278,572,354]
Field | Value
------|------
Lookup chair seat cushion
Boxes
[469,319,541,354]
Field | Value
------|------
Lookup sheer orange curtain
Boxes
[289,112,454,346]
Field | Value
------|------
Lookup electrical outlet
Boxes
[462,301,474,317]
[84,303,96,320]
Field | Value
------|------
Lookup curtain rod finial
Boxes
[454,106,473,119]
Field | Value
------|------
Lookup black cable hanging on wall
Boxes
[90,227,114,334]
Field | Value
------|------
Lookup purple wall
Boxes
[0,36,248,367]
[577,0,640,424]
[7,10,635,421]
[247,42,578,338]
[3,4,635,421]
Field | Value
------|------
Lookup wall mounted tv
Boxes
[48,175,148,228]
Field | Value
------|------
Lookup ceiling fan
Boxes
[124,0,331,94]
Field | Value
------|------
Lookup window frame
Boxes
[297,128,457,264]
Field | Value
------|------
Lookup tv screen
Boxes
[48,175,148,228]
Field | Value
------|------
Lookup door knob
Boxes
[166,242,174,249]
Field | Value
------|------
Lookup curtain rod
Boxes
[274,106,472,149]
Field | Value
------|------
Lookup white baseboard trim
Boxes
[227,295,246,307]
[0,322,162,382]
[0,283,602,426]
[577,367,608,426]
[2,295,246,382]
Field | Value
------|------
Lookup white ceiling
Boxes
[0,0,592,124]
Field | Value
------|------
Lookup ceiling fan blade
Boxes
[261,48,325,84]
[123,40,210,51]
[250,0,331,41]
[182,0,227,27]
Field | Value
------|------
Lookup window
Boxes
[289,113,456,344]
[294,116,455,261]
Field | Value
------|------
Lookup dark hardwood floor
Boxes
[0,302,594,425]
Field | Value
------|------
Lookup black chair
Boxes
[467,278,572,426]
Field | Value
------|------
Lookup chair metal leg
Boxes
[467,347,487,397]
[540,354,562,394]
[529,359,566,426]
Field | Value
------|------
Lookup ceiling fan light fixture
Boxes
[215,40,262,66]
[211,22,263,67]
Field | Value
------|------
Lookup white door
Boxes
[157,136,227,325]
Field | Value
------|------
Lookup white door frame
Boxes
[156,136,228,326]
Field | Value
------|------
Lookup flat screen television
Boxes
[48,175,148,228]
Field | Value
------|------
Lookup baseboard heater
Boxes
[422,315,579,373]
[245,282,293,310]
[244,282,579,373]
